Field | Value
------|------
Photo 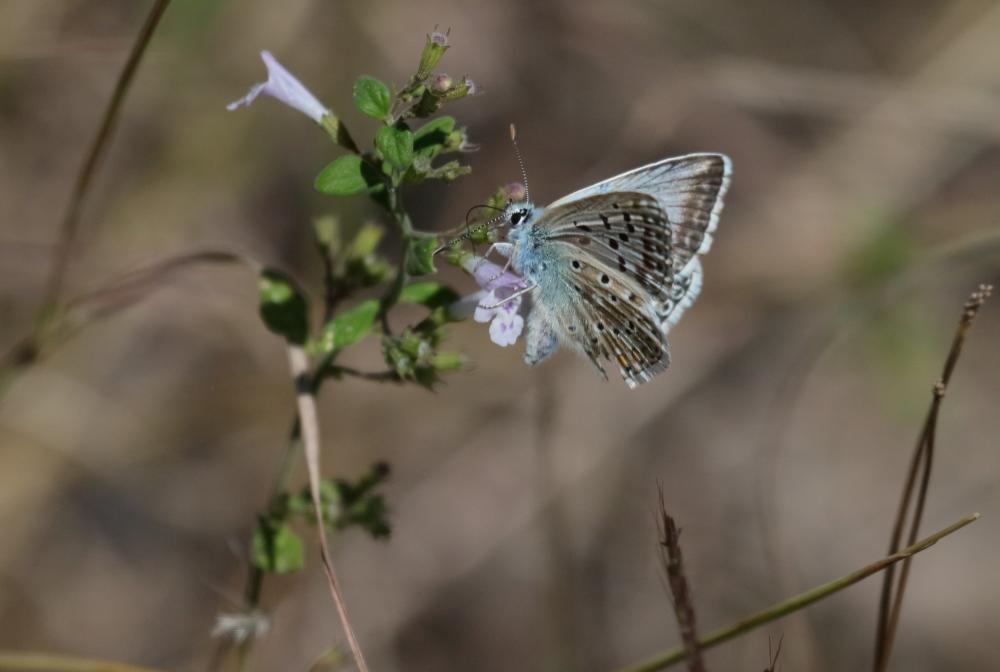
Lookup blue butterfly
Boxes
[483,140,732,388]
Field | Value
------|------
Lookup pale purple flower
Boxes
[227,51,329,124]
[460,256,527,347]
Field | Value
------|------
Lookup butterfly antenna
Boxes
[433,205,505,255]
[509,123,530,203]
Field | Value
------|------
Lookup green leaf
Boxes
[251,519,304,574]
[314,155,383,196]
[404,236,438,276]
[316,300,379,355]
[413,116,455,158]
[375,125,414,175]
[352,75,391,120]
[347,223,385,259]
[258,269,308,345]
[313,215,341,252]
[400,282,459,308]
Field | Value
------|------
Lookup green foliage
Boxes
[315,300,379,355]
[312,215,341,251]
[314,155,382,196]
[404,236,438,276]
[248,32,483,593]
[375,125,415,181]
[400,281,460,308]
[258,269,309,345]
[352,75,391,120]
[413,116,455,159]
[290,462,393,538]
[251,518,304,574]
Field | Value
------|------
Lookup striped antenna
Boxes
[509,124,530,203]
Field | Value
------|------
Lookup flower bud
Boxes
[503,182,527,203]
[431,352,466,372]
[430,73,453,94]
[418,31,450,77]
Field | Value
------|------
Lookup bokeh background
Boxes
[1,1,998,670]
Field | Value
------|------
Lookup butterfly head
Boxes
[503,200,535,228]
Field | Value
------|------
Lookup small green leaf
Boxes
[413,116,455,158]
[251,520,304,574]
[352,75,391,119]
[259,269,308,345]
[313,215,341,252]
[400,282,459,308]
[375,125,414,175]
[347,223,385,259]
[317,300,379,354]
[315,155,383,196]
[404,236,438,276]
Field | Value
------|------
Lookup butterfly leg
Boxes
[523,312,559,366]
[479,282,537,309]
[483,242,514,259]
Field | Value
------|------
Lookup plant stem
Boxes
[379,186,415,335]
[872,284,992,670]
[287,345,370,672]
[40,0,172,313]
[615,512,980,672]
[0,652,168,672]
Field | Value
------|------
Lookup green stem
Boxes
[379,186,415,335]
[233,419,303,668]
[615,512,980,672]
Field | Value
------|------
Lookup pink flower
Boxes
[227,51,329,124]
[458,256,527,347]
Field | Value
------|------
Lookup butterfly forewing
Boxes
[524,194,675,387]
[537,191,674,308]
[549,153,730,273]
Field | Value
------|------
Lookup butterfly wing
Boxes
[519,192,675,387]
[548,153,731,276]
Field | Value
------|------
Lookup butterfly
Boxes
[482,133,732,388]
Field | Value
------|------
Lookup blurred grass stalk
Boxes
[872,284,993,670]
[616,512,980,672]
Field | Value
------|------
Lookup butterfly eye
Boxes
[510,208,529,226]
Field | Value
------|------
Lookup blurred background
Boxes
[1,1,998,670]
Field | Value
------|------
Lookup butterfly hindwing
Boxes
[560,255,670,388]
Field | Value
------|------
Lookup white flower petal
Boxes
[227,51,330,124]
[489,312,524,347]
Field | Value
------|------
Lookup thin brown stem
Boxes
[40,0,173,311]
[616,512,979,672]
[287,345,369,672]
[872,284,992,671]
[656,486,705,672]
